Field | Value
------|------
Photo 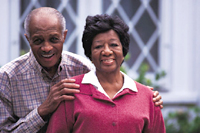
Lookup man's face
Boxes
[26,14,67,73]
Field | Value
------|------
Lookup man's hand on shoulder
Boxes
[147,86,163,109]
[38,78,80,120]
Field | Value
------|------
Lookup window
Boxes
[102,0,161,84]
[20,0,79,54]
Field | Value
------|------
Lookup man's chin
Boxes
[42,62,59,71]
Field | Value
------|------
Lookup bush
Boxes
[165,107,200,133]
[120,55,166,91]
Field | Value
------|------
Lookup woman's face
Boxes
[91,29,124,74]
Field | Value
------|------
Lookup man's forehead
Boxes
[29,17,62,36]
[32,7,55,15]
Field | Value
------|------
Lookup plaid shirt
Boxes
[0,50,93,133]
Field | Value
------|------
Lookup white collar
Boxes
[82,70,138,98]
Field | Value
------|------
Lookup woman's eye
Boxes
[111,43,118,47]
[94,45,102,49]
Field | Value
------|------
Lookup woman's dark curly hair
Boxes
[82,14,130,60]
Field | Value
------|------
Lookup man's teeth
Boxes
[42,54,53,58]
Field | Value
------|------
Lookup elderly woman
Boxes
[47,14,166,133]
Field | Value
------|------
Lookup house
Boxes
[1,0,200,118]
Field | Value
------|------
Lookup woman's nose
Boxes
[102,45,113,55]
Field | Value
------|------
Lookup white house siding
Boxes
[0,0,200,117]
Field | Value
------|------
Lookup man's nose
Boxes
[41,42,53,52]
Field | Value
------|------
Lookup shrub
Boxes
[165,107,200,133]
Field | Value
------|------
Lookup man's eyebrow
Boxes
[49,33,60,36]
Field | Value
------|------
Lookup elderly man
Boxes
[0,7,163,133]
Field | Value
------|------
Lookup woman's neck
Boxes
[96,71,124,99]
[96,71,122,83]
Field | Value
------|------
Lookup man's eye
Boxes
[33,39,42,44]
[51,37,59,42]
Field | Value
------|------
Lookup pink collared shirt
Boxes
[47,73,166,133]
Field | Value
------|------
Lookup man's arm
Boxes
[0,106,46,133]
[0,72,46,133]
[0,77,80,132]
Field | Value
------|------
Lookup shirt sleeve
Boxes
[46,101,70,133]
[151,106,166,133]
[0,73,46,133]
[143,104,166,133]
[0,98,46,133]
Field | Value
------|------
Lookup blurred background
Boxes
[0,0,200,132]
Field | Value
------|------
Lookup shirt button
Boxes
[112,122,116,126]
[111,104,115,107]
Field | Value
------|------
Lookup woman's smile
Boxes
[101,59,114,65]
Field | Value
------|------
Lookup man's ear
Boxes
[63,30,68,41]
[24,34,30,43]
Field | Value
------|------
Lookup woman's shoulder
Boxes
[70,74,85,84]
[134,81,154,96]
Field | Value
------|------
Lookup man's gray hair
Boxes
[24,7,66,38]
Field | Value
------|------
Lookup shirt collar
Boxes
[29,50,43,72]
[82,70,138,96]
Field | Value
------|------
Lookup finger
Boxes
[147,86,154,90]
[153,91,159,97]
[61,88,80,95]
[58,83,80,92]
[61,78,76,83]
[160,105,164,109]
[50,92,76,105]
[153,95,161,102]
[155,100,163,106]
[60,95,75,101]
[55,78,76,87]
[54,82,80,93]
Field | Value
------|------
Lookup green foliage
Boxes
[135,63,166,90]
[155,70,166,81]
[120,66,127,74]
[20,50,27,56]
[165,107,200,133]
[120,53,130,74]
[135,63,152,86]
[120,53,166,90]
[121,53,200,133]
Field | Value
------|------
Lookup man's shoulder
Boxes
[0,52,31,74]
[62,51,89,62]
[62,51,94,70]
